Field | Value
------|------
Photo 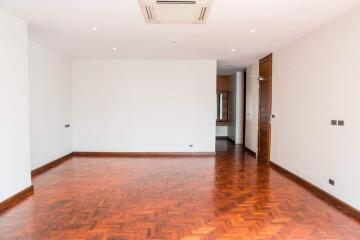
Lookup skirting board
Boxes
[73,152,216,157]
[244,147,256,157]
[32,151,214,178]
[31,153,73,177]
[270,161,360,221]
[226,137,236,143]
[0,185,34,213]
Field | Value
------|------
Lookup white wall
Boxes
[72,60,216,153]
[245,62,259,153]
[228,72,244,144]
[272,7,360,210]
[0,9,31,202]
[216,126,228,137]
[29,40,73,170]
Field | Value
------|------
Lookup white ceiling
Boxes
[0,0,359,73]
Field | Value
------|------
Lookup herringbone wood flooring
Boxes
[0,139,359,239]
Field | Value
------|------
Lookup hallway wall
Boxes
[216,126,228,137]
[245,62,259,153]
[228,72,244,144]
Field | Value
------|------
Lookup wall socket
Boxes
[65,124,71,128]
[331,120,345,126]
[329,179,335,186]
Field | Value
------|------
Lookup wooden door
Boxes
[258,54,272,163]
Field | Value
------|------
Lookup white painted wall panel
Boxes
[29,40,73,170]
[0,9,31,202]
[72,60,217,153]
[272,7,360,210]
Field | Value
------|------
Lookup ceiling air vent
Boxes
[139,0,213,24]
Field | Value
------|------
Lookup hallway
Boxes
[0,140,359,239]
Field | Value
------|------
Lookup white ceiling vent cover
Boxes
[139,0,213,24]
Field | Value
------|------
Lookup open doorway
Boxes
[215,73,245,153]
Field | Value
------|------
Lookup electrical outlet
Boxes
[331,120,337,125]
[329,179,335,186]
[65,124,71,128]
[338,120,345,126]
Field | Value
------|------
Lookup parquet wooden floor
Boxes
[0,139,359,239]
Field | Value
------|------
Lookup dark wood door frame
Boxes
[257,54,272,163]
[242,72,247,146]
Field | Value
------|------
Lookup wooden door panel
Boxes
[258,54,272,163]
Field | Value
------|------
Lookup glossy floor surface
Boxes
[1,139,360,239]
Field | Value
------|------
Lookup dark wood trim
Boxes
[270,161,360,221]
[242,71,246,146]
[32,151,215,177]
[73,152,216,157]
[244,146,256,157]
[216,90,230,125]
[216,136,237,144]
[0,185,34,213]
[226,137,236,144]
[31,153,73,177]
[216,136,228,139]
[216,121,230,126]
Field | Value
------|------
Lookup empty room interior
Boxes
[1,0,360,239]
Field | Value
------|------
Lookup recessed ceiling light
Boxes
[92,26,97,31]
[250,29,256,33]
[171,39,177,43]
[231,49,236,52]
[113,47,118,51]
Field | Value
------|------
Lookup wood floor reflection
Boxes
[0,139,359,239]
